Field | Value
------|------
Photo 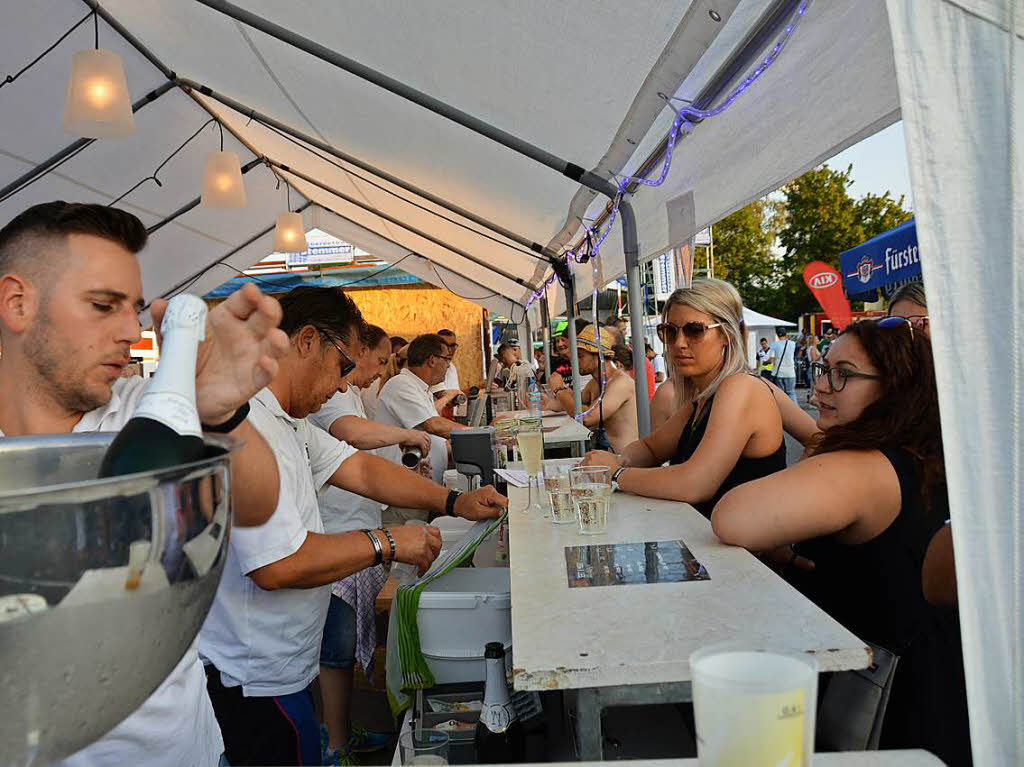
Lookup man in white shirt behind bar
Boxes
[199,288,506,766]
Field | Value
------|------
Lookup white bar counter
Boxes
[508,484,870,691]
[506,476,872,759]
[500,410,591,456]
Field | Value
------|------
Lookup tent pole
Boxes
[308,209,528,319]
[179,82,541,296]
[563,279,585,419]
[175,79,559,264]
[0,80,175,202]
[155,200,314,302]
[540,295,553,381]
[268,161,539,293]
[146,157,263,235]
[620,199,652,437]
[192,0,590,183]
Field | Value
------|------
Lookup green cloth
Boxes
[386,513,507,716]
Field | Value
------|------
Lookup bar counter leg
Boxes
[575,687,605,760]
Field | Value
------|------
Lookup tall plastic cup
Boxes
[690,642,818,767]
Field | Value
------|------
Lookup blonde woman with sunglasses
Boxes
[583,279,784,520]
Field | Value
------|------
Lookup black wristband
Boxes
[445,489,462,517]
[202,402,250,434]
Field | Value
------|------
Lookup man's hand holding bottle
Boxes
[151,283,289,426]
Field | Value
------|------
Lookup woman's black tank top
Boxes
[670,379,786,519]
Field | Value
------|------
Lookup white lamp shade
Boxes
[274,212,308,253]
[62,49,135,138]
[201,151,247,208]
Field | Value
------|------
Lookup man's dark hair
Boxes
[0,201,148,277]
[360,323,388,349]
[644,341,654,353]
[777,327,790,337]
[760,337,769,343]
[407,333,447,366]
[277,286,364,346]
[612,344,633,369]
[390,336,408,353]
[437,328,455,338]
[575,318,589,334]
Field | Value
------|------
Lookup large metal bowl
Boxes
[0,433,235,767]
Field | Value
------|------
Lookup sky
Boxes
[824,121,913,209]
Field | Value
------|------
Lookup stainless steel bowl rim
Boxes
[0,432,240,505]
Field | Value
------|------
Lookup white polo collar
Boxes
[254,387,297,426]
[399,367,431,393]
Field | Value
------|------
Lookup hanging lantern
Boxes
[201,151,246,207]
[62,49,135,138]
[274,212,307,253]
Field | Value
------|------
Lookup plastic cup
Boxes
[569,466,612,535]
[544,463,576,524]
[690,642,818,767]
[399,728,449,765]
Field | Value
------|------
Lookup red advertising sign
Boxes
[802,261,852,330]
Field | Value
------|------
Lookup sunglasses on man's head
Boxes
[656,321,722,343]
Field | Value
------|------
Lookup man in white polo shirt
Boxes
[428,328,463,412]
[307,323,430,760]
[0,201,289,767]
[199,288,506,766]
[377,334,470,486]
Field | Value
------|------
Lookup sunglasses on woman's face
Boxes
[656,321,723,343]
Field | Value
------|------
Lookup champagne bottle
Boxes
[98,294,208,477]
[474,642,525,763]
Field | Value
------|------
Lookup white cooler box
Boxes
[417,567,512,684]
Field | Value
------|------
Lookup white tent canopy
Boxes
[744,307,796,330]
[0,1,1019,763]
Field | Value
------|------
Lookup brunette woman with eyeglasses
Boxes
[711,319,970,764]
[582,279,785,519]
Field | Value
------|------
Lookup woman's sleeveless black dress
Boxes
[670,383,786,520]
[787,449,971,765]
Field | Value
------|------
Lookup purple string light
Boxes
[526,0,810,312]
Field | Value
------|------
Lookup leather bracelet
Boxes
[445,489,462,517]
[379,528,396,564]
[362,529,384,566]
[202,402,250,434]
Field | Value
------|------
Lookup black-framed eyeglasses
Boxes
[435,354,454,364]
[326,338,357,378]
[656,320,723,344]
[810,361,881,392]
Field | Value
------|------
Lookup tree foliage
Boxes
[710,199,780,313]
[713,164,912,319]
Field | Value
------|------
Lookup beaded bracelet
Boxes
[379,528,396,564]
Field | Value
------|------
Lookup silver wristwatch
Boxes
[610,466,627,491]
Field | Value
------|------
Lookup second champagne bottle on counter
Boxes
[474,642,525,763]
[98,294,208,477]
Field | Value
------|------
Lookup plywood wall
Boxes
[204,284,486,387]
[348,284,484,387]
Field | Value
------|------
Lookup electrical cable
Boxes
[0,10,94,91]
[107,118,217,206]
[254,117,548,262]
[427,261,500,301]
